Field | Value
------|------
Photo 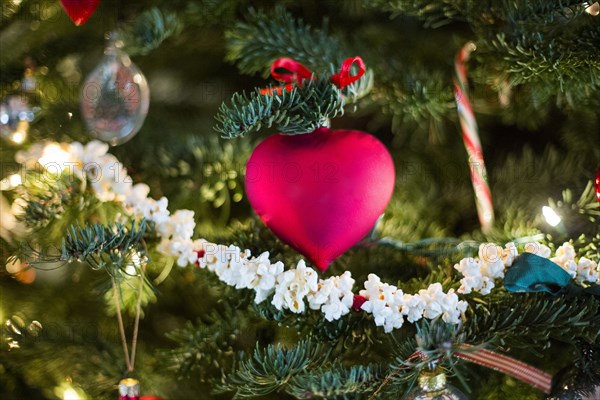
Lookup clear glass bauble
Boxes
[81,33,149,146]
[546,343,600,400]
[405,369,468,400]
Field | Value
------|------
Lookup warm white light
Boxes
[11,131,25,144]
[586,2,600,16]
[55,379,86,400]
[8,174,22,187]
[0,174,22,190]
[39,144,71,171]
[133,74,143,84]
[63,388,81,400]
[542,206,562,227]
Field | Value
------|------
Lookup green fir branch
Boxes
[287,363,382,399]
[369,69,455,137]
[215,77,346,138]
[574,234,600,263]
[225,6,346,77]
[17,173,82,230]
[61,221,147,272]
[548,180,600,225]
[464,292,600,348]
[122,7,183,56]
[163,316,240,380]
[182,0,241,27]
[363,0,469,28]
[217,338,327,397]
[15,171,125,249]
[488,32,600,93]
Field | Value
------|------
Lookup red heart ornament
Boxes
[245,127,395,271]
[60,0,100,26]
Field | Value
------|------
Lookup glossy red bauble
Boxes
[245,127,395,271]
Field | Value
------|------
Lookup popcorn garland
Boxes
[455,242,599,295]
[14,141,600,333]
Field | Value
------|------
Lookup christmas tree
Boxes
[1,1,599,399]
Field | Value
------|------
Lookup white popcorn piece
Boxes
[501,242,518,267]
[576,257,599,284]
[69,140,109,165]
[550,242,578,279]
[560,260,578,279]
[158,209,195,241]
[524,242,551,258]
[272,260,318,313]
[358,273,407,332]
[307,271,355,321]
[401,294,425,323]
[157,237,198,267]
[418,283,466,324]
[125,183,150,207]
[240,252,284,304]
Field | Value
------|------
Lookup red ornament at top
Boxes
[245,127,395,271]
[60,0,100,26]
[595,169,600,203]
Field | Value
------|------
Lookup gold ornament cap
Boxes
[418,368,447,392]
[118,378,140,397]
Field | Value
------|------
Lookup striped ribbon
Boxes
[371,345,552,399]
[453,42,495,234]
[455,344,553,393]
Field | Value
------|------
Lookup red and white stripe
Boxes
[455,344,553,393]
[453,42,495,234]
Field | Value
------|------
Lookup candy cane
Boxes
[454,42,494,234]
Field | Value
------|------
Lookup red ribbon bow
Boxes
[260,57,365,95]
[331,57,366,88]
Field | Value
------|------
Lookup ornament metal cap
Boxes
[418,368,447,393]
[119,378,140,400]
